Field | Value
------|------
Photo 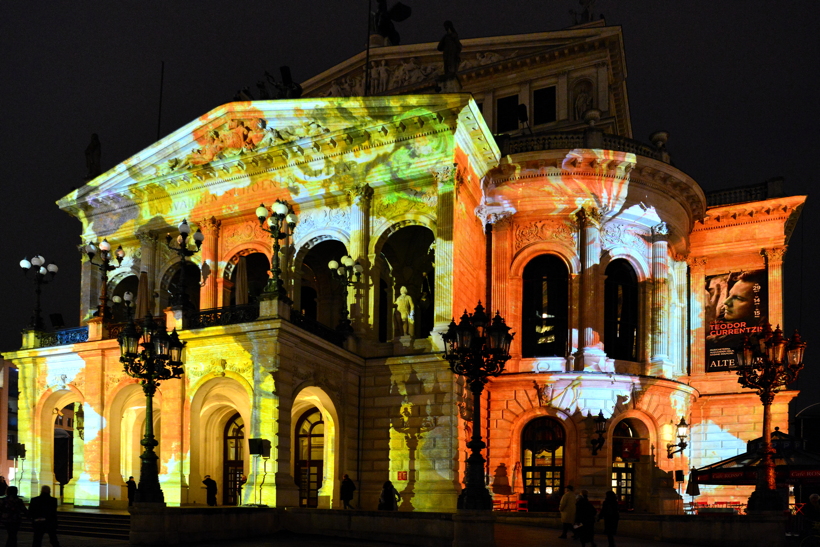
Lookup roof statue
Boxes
[371,0,411,46]
[437,20,462,78]
[84,133,101,180]
[570,0,599,25]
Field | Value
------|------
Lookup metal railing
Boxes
[187,304,260,329]
[37,326,89,348]
[504,131,668,162]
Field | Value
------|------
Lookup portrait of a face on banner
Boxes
[705,269,768,372]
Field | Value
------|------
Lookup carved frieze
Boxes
[513,219,575,251]
[372,191,436,220]
[221,221,268,253]
[293,208,351,240]
[602,223,649,251]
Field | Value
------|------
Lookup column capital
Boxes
[136,231,158,245]
[199,216,221,236]
[651,222,671,242]
[686,255,708,270]
[761,246,787,263]
[431,164,456,186]
[572,205,603,229]
[347,183,374,207]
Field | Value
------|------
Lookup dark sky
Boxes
[2,2,818,408]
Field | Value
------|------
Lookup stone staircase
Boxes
[21,510,130,540]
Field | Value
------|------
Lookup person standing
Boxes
[202,475,218,506]
[575,489,597,547]
[377,481,401,511]
[125,476,136,506]
[558,485,577,539]
[1,486,28,547]
[0,477,7,497]
[598,490,620,547]
[29,485,60,547]
[340,474,356,510]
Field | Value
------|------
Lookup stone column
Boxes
[649,222,672,376]
[574,206,606,369]
[761,246,787,329]
[348,184,374,335]
[198,217,221,310]
[431,165,456,351]
[687,256,708,376]
[159,378,186,506]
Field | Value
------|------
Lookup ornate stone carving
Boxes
[199,216,221,236]
[513,219,575,251]
[761,246,788,262]
[475,204,514,227]
[431,164,455,186]
[533,380,551,407]
[651,222,671,241]
[293,208,351,240]
[372,191,436,220]
[602,222,648,251]
[686,256,708,269]
[221,221,268,252]
[347,183,374,207]
[136,231,158,246]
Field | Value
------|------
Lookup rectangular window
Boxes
[496,94,519,133]
[533,86,557,126]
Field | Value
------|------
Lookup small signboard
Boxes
[397,471,408,481]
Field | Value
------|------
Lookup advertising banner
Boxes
[705,269,768,372]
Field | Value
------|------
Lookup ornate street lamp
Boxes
[327,255,363,337]
[85,239,125,322]
[20,255,58,330]
[255,200,298,302]
[442,303,514,510]
[666,417,689,458]
[112,291,135,322]
[165,219,204,308]
[734,323,806,511]
[118,314,185,504]
[590,410,608,456]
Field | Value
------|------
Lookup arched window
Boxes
[295,408,324,508]
[522,255,569,358]
[604,259,639,361]
[222,413,244,506]
[521,417,565,511]
[611,419,640,509]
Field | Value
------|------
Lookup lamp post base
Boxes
[746,488,784,512]
[457,486,493,510]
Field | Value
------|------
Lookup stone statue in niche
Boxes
[394,286,414,336]
[85,133,101,179]
[438,20,462,77]
[573,80,594,121]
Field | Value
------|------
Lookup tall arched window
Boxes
[522,255,569,357]
[222,413,244,506]
[295,408,324,508]
[521,417,565,511]
[604,259,639,361]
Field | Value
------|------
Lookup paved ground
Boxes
[0,525,705,547]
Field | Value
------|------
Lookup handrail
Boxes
[37,327,89,348]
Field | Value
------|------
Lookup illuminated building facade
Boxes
[3,23,804,513]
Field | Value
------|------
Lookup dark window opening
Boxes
[496,94,519,133]
[533,86,557,125]
[604,259,639,361]
[522,254,569,358]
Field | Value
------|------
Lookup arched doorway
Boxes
[160,262,201,310]
[611,419,641,509]
[521,417,565,511]
[227,252,271,306]
[295,408,324,508]
[111,275,139,323]
[298,240,348,329]
[223,413,244,506]
[53,404,76,494]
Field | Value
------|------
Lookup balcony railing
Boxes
[187,304,261,329]
[290,310,346,347]
[107,316,167,340]
[503,131,668,162]
[37,326,89,347]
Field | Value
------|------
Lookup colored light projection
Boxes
[10,95,500,509]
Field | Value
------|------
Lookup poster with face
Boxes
[705,269,768,372]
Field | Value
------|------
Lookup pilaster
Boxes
[574,206,606,370]
[687,256,708,376]
[198,217,221,310]
[761,246,787,329]
[431,165,456,351]
[159,378,186,506]
[348,184,374,335]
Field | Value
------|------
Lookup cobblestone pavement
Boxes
[0,525,714,547]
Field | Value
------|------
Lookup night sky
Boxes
[3,2,818,410]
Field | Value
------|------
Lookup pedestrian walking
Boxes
[202,475,218,506]
[340,474,356,509]
[125,476,136,506]
[29,485,61,547]
[0,486,28,547]
[598,490,619,547]
[558,485,576,539]
[377,481,401,511]
[575,489,597,547]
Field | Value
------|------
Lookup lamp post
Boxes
[442,303,514,510]
[85,239,125,322]
[327,255,363,337]
[118,314,185,504]
[20,255,58,330]
[666,417,689,458]
[590,410,608,456]
[255,201,298,302]
[165,219,204,308]
[112,291,135,322]
[734,323,806,511]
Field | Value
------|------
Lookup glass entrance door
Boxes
[295,408,324,508]
[223,413,244,505]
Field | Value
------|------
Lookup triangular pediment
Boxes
[58,95,497,223]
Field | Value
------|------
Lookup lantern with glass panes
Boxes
[256,200,298,302]
[85,239,125,322]
[165,219,204,307]
[20,255,58,330]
